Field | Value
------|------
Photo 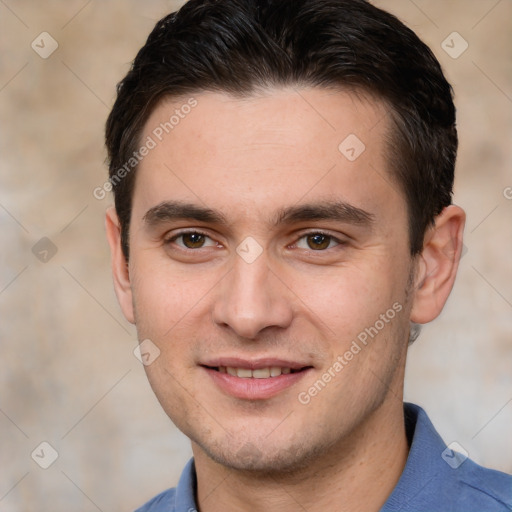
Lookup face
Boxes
[118,88,417,472]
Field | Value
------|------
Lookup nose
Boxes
[212,251,294,340]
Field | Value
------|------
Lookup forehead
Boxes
[133,87,401,227]
[141,87,390,155]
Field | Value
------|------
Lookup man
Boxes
[104,0,512,510]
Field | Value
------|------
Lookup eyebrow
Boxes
[273,201,375,227]
[143,201,227,226]
[142,200,375,229]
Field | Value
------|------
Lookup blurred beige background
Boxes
[0,0,511,510]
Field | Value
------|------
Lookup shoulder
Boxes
[134,487,176,512]
[414,403,512,510]
[412,458,512,511]
[383,403,512,512]
[452,457,512,511]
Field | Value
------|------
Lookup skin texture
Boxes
[106,87,465,512]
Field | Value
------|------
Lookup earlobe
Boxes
[410,205,466,324]
[105,207,135,324]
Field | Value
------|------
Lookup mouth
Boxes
[203,365,308,378]
[200,359,313,400]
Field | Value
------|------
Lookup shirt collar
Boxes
[174,457,198,511]
[173,403,454,512]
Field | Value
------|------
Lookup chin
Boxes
[195,434,332,476]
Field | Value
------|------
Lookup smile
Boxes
[201,362,313,400]
[210,366,303,378]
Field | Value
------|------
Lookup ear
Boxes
[105,207,135,324]
[410,205,466,324]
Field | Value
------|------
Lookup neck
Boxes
[193,397,409,512]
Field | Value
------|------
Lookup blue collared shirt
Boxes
[135,403,512,511]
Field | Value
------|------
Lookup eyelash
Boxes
[164,229,346,252]
[164,229,217,249]
[293,230,344,250]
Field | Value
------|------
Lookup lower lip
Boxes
[203,367,311,400]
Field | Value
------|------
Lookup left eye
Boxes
[170,232,217,249]
[296,233,340,251]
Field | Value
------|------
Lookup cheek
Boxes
[288,261,400,343]
[130,257,214,343]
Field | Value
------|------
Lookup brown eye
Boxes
[165,230,220,256]
[306,234,332,250]
[181,232,207,248]
[295,232,341,251]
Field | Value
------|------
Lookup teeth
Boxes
[219,366,295,378]
[252,368,270,379]
[270,366,281,377]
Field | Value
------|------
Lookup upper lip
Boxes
[200,357,312,370]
